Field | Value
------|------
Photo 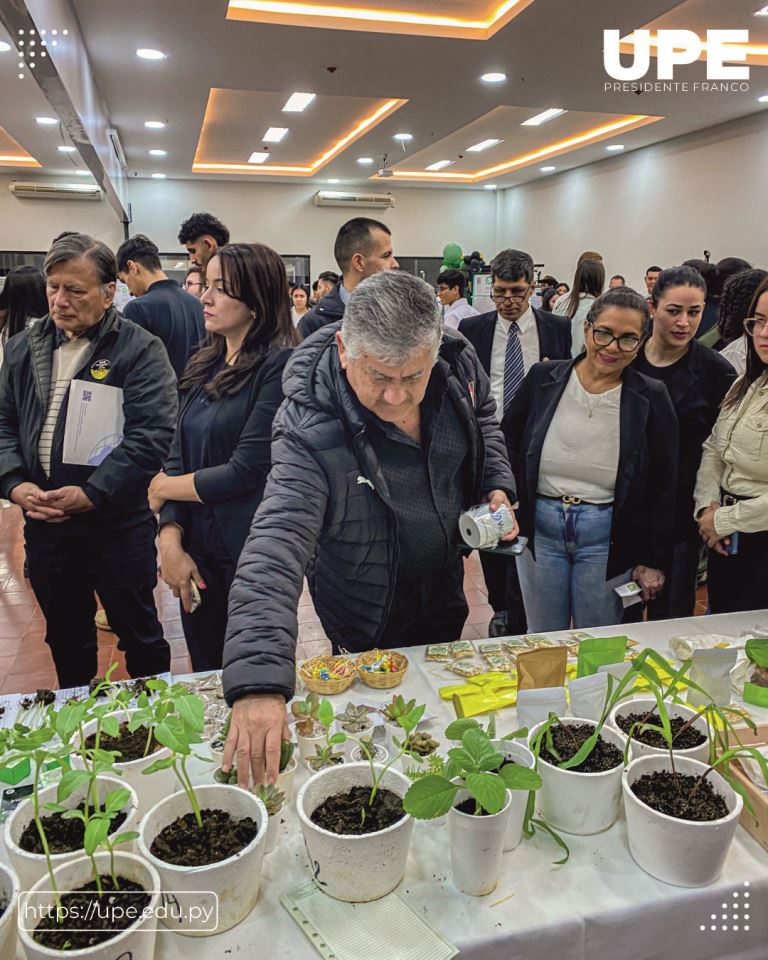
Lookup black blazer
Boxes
[159,346,293,563]
[501,360,679,579]
[458,306,572,376]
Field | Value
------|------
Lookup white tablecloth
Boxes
[156,610,768,960]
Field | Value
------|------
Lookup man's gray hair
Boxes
[44,233,117,285]
[342,271,442,365]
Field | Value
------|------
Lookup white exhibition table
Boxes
[4,611,768,960]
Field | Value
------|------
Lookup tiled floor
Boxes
[0,502,706,696]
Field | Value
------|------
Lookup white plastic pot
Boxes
[529,718,625,835]
[491,739,537,852]
[448,789,512,896]
[137,783,267,936]
[350,744,389,766]
[609,698,709,763]
[623,755,743,887]
[276,755,298,803]
[381,719,404,757]
[0,863,20,960]
[334,718,375,761]
[4,775,139,892]
[296,762,414,902]
[17,852,160,960]
[74,709,174,819]
[293,721,326,767]
[264,811,281,855]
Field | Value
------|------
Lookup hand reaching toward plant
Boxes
[221,693,290,787]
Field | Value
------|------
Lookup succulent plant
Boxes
[256,783,286,816]
[404,731,440,757]
[279,738,295,772]
[335,702,373,732]
[383,695,417,723]
[291,693,321,736]
[214,765,238,785]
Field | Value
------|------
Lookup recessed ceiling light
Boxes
[263,127,288,143]
[328,178,340,183]
[283,92,315,112]
[484,184,498,190]
[136,48,166,60]
[248,151,270,164]
[36,116,58,125]
[357,157,374,165]
[467,139,502,152]
[540,165,557,172]
[393,132,413,141]
[151,172,167,179]
[144,120,165,129]
[606,144,625,151]
[522,108,566,126]
[57,145,76,153]
[759,94,768,102]
[754,5,768,15]
[75,170,90,175]
[0,41,11,53]
[426,160,453,170]
[481,72,506,83]
[149,149,167,156]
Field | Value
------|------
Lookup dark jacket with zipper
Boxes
[222,322,515,704]
[297,282,346,339]
[0,307,177,533]
[159,346,293,564]
[501,359,679,579]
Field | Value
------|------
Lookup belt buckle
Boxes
[562,495,582,506]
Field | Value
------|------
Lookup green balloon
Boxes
[442,242,462,266]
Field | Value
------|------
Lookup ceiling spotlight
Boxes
[136,48,166,60]
[144,120,165,129]
[606,144,625,151]
[356,157,374,165]
[540,165,557,172]
[58,145,76,152]
[426,160,453,170]
[467,139,502,152]
[248,151,270,163]
[283,92,315,112]
[151,173,167,179]
[149,149,167,156]
[754,4,768,14]
[263,127,288,143]
[36,116,58,125]
[484,184,498,190]
[522,108,566,126]
[481,72,506,83]
[393,133,413,141]
[62,29,68,35]
[0,41,10,53]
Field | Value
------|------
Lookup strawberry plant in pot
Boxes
[137,691,269,935]
[403,723,541,896]
[296,699,425,902]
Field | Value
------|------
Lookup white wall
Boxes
[499,110,768,291]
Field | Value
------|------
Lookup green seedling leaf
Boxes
[56,769,92,803]
[176,694,205,734]
[402,775,458,819]
[461,728,503,773]
[101,716,120,739]
[43,802,67,813]
[153,718,189,756]
[499,765,542,792]
[61,809,86,822]
[530,818,570,864]
[445,718,482,741]
[104,788,131,815]
[501,726,529,741]
[84,817,110,856]
[447,746,475,771]
[328,732,346,746]
[466,771,507,814]
[398,703,426,736]
[111,831,139,847]
[317,699,335,730]
[142,756,175,775]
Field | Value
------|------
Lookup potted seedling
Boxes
[306,699,346,772]
[291,693,326,764]
[256,784,286,855]
[334,703,375,760]
[399,731,440,774]
[403,722,541,896]
[0,861,20,960]
[296,699,426,902]
[136,691,268,936]
[381,695,417,755]
[350,734,389,765]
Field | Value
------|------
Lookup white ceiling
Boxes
[0,0,767,191]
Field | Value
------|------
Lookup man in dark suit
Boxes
[459,248,571,637]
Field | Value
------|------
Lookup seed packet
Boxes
[425,644,452,662]
[597,661,633,682]
[479,641,504,655]
[449,659,485,678]
[569,631,594,643]
[744,639,768,708]
[517,687,567,728]
[517,646,568,690]
[484,654,514,672]
[568,673,610,722]
[451,640,477,659]
[524,634,557,648]
[688,647,739,707]
[503,637,531,653]
[576,635,628,678]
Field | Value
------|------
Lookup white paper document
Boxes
[62,378,125,466]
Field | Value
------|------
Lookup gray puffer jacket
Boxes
[222,322,515,704]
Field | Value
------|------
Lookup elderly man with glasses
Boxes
[458,249,572,638]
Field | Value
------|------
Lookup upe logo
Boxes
[603,29,750,81]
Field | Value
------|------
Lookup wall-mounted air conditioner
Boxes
[9,181,102,201]
[313,191,395,209]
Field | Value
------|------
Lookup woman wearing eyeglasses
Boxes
[632,266,736,619]
[502,287,678,631]
[694,278,768,614]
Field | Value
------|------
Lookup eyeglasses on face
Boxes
[744,317,768,337]
[588,322,642,353]
[183,280,202,290]
[491,287,530,303]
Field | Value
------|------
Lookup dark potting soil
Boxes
[84,722,162,763]
[631,771,729,821]
[311,785,405,835]
[149,808,258,866]
[616,712,707,751]
[539,722,623,773]
[455,796,494,816]
[19,803,129,855]
[33,876,150,950]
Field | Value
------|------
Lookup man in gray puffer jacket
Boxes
[221,271,518,785]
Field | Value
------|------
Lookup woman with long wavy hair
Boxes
[148,242,300,669]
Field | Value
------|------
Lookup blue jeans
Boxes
[517,497,629,632]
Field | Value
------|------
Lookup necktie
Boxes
[503,322,525,413]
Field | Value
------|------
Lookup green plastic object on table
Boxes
[576,636,629,677]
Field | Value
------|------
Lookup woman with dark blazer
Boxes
[633,266,736,619]
[502,287,678,631]
[148,242,299,670]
